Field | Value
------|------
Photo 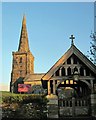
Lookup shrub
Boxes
[1,91,48,119]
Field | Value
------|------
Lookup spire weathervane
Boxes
[69,34,75,45]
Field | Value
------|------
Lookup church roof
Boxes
[23,73,45,82]
[42,44,96,80]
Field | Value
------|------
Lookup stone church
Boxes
[10,16,44,93]
[10,16,96,117]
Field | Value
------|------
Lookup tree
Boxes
[87,32,96,65]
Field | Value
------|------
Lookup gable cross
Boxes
[69,34,75,45]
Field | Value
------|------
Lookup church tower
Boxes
[10,15,34,92]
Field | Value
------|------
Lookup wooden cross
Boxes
[69,35,75,45]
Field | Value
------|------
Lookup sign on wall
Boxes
[18,84,31,93]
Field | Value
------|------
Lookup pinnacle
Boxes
[22,15,26,26]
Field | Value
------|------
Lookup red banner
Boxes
[18,84,31,93]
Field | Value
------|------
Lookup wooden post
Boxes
[59,68,62,76]
[65,67,68,76]
[72,97,75,117]
[90,80,94,93]
[53,80,56,95]
[48,80,51,95]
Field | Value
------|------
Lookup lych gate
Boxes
[57,79,91,117]
[42,39,96,118]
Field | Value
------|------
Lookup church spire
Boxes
[22,15,26,26]
[18,15,30,52]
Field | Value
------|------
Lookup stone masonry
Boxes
[10,16,34,92]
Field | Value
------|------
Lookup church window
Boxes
[80,67,84,76]
[67,67,71,75]
[61,67,65,76]
[20,57,22,63]
[56,69,59,76]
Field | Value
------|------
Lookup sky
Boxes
[1,0,95,2]
[1,2,95,91]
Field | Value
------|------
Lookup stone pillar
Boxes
[48,80,51,95]
[46,94,58,118]
[90,94,96,117]
[53,80,56,95]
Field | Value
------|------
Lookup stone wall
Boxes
[90,94,96,117]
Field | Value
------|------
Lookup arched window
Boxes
[67,67,71,75]
[61,67,65,76]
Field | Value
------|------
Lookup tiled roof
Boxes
[23,73,45,82]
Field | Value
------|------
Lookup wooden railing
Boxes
[58,98,89,107]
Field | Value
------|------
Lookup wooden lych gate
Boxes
[42,43,96,118]
[57,78,91,117]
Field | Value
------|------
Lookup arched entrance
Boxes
[56,79,91,117]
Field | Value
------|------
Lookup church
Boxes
[10,15,96,117]
[10,15,96,94]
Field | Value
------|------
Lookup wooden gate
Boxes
[58,97,90,117]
